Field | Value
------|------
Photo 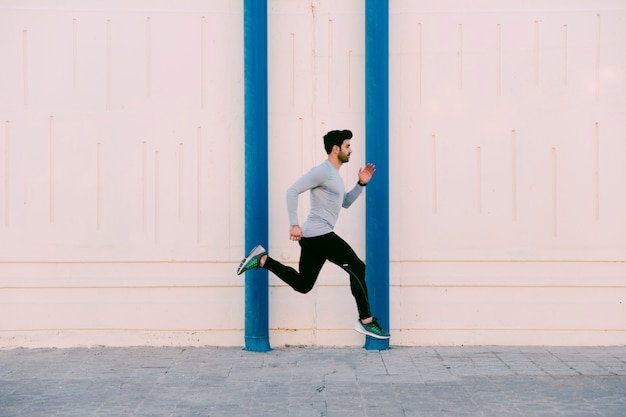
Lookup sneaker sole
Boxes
[353,323,390,340]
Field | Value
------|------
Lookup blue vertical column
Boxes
[243,0,271,352]
[364,0,390,350]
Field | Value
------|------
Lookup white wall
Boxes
[389,0,626,345]
[0,0,624,348]
[0,0,246,347]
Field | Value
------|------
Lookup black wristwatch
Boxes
[357,180,367,186]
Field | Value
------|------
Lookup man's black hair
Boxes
[323,130,353,154]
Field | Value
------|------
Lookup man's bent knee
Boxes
[294,283,315,294]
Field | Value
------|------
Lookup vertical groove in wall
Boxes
[290,33,295,106]
[96,142,102,230]
[196,126,202,244]
[496,24,501,96]
[348,50,353,108]
[73,19,78,88]
[476,146,482,215]
[178,143,184,219]
[595,14,601,102]
[511,130,517,221]
[562,24,568,85]
[106,19,111,110]
[142,141,147,232]
[297,116,304,172]
[297,117,304,221]
[327,19,333,103]
[154,150,159,244]
[552,147,558,237]
[4,121,9,227]
[49,116,55,224]
[417,22,422,104]
[22,30,28,106]
[200,16,206,109]
[594,122,600,220]
[534,20,540,88]
[457,24,463,89]
[146,17,151,97]
[319,121,326,167]
[432,134,438,214]
[310,10,317,148]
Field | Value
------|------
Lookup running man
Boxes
[237,129,389,340]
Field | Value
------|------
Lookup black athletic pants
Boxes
[263,232,371,320]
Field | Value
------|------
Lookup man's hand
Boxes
[289,225,303,241]
[358,163,376,185]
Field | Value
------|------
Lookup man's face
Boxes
[337,139,352,163]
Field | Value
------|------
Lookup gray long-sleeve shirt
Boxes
[286,160,364,237]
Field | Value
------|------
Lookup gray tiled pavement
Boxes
[0,345,625,417]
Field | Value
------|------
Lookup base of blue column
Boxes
[244,337,271,352]
[364,337,390,350]
[244,270,271,352]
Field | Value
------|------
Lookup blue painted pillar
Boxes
[364,0,390,350]
[243,0,271,352]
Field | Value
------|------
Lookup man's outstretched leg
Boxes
[236,243,389,340]
[237,244,322,293]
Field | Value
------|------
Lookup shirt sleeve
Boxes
[342,183,364,208]
[286,164,329,226]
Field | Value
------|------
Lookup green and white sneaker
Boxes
[354,318,390,339]
[236,245,267,275]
